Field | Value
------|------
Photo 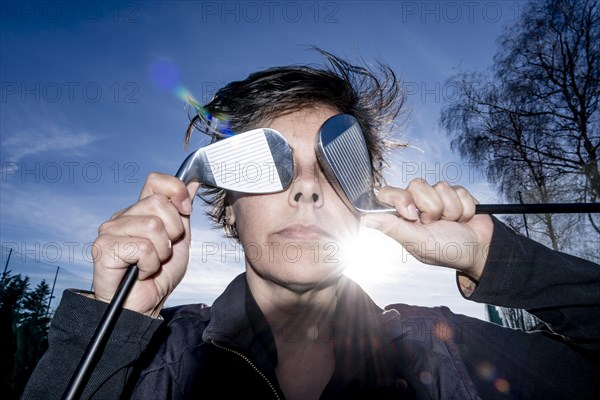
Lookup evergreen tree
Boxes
[0,271,52,398]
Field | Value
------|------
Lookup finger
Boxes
[98,215,173,262]
[433,181,463,221]
[454,185,477,222]
[377,186,419,221]
[406,179,442,224]
[94,234,162,282]
[140,172,193,215]
[121,194,186,242]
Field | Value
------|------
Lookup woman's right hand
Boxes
[91,172,199,318]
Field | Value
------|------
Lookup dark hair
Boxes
[185,49,406,239]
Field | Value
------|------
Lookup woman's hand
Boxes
[361,179,494,281]
[91,172,199,317]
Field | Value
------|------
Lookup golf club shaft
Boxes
[63,167,190,399]
[475,203,600,214]
[62,265,138,400]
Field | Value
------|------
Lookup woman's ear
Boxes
[225,203,236,226]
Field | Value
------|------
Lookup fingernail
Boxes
[407,204,419,220]
[182,198,193,214]
[168,239,172,249]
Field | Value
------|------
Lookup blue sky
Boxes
[0,1,527,320]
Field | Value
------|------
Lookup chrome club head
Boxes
[316,114,395,215]
[176,127,294,193]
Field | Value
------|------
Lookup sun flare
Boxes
[340,227,414,291]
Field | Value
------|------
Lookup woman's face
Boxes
[227,107,360,292]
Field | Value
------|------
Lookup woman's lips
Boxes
[275,224,335,241]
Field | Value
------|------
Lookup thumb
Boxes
[174,182,199,245]
[360,214,436,266]
[360,213,420,242]
[175,181,200,216]
[360,213,394,230]
[181,181,200,233]
[186,182,200,205]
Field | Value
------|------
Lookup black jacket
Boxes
[23,218,600,399]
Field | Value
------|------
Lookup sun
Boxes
[339,226,413,291]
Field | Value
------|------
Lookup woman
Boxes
[24,51,599,399]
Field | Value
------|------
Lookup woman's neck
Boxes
[246,268,338,341]
[246,267,338,400]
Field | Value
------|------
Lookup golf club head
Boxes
[316,114,395,215]
[176,128,294,193]
[316,115,600,216]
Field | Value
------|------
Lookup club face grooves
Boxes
[317,114,379,215]
[264,128,294,192]
[323,124,373,203]
[176,128,294,194]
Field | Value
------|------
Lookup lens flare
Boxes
[150,60,234,137]
[150,60,180,92]
[340,227,415,290]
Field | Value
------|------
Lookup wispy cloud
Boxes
[0,184,114,241]
[1,125,99,165]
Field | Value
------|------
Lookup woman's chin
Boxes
[253,258,345,293]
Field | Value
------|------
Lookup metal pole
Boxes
[518,192,530,238]
[1,248,13,287]
[46,266,60,320]
[475,202,600,214]
[62,264,139,399]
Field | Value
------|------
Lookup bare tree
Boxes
[441,0,599,252]
[496,0,599,203]
[440,0,600,329]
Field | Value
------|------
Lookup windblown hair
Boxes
[185,48,407,239]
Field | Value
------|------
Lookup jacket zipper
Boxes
[211,340,281,399]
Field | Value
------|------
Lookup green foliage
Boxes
[0,270,52,399]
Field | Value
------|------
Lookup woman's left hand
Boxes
[361,179,494,281]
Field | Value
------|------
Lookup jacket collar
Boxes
[202,273,391,375]
[202,273,278,376]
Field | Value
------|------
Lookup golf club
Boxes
[62,127,294,400]
[316,114,600,216]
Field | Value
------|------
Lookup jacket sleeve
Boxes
[448,217,600,399]
[461,216,600,351]
[22,290,163,400]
